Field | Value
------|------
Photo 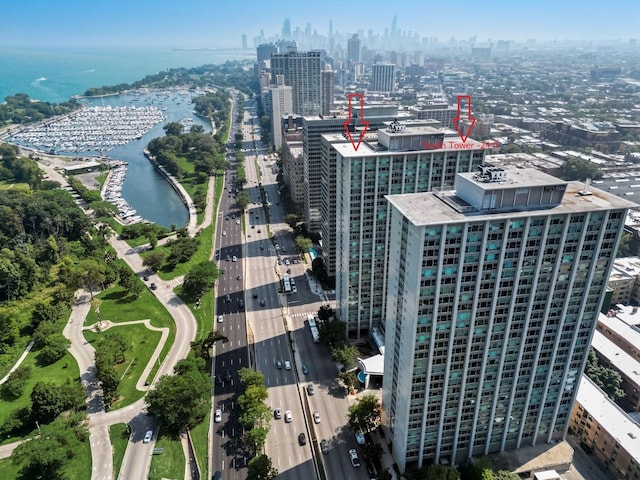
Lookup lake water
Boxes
[1,46,251,227]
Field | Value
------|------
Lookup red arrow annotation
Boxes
[343,93,370,151]
[452,95,477,143]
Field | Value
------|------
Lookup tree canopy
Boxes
[347,394,381,433]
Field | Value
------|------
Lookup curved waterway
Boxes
[79,89,210,227]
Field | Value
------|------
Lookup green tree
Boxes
[1,365,32,400]
[319,317,347,349]
[11,415,87,480]
[331,344,359,369]
[75,258,106,299]
[191,330,228,360]
[30,380,83,424]
[426,464,460,480]
[33,321,59,349]
[146,369,210,433]
[585,348,625,401]
[143,251,164,272]
[294,235,312,253]
[30,301,62,328]
[182,260,218,299]
[164,122,184,136]
[236,191,250,211]
[166,237,200,267]
[238,368,265,388]
[285,213,300,229]
[493,471,520,480]
[560,157,603,181]
[347,394,381,433]
[317,304,334,322]
[39,333,70,365]
[247,454,278,480]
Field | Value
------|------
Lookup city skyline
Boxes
[2,0,640,48]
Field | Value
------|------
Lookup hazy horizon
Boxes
[2,0,639,49]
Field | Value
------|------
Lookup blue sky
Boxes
[2,0,638,48]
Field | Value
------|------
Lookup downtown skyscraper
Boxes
[382,167,635,471]
[270,50,322,117]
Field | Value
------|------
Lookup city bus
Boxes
[283,274,292,294]
[307,314,320,343]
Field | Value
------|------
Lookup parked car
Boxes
[349,449,360,468]
[143,430,153,444]
[149,283,157,290]
[214,409,222,423]
[307,384,315,395]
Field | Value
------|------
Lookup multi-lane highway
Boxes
[211,97,370,480]
[210,93,251,479]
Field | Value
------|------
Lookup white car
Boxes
[232,256,237,262]
[214,409,222,423]
[143,430,153,444]
[217,315,223,323]
[284,259,290,265]
[222,231,227,236]
[284,410,292,423]
[349,448,360,468]
[313,411,321,424]
[235,219,240,225]
[292,286,298,293]
[284,360,291,370]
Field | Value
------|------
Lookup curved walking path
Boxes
[0,340,34,385]
[83,319,170,392]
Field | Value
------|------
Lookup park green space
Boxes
[148,433,185,480]
[109,423,128,480]
[0,181,29,191]
[0,350,80,445]
[84,324,161,408]
[82,285,176,406]
[0,439,91,480]
[140,224,214,281]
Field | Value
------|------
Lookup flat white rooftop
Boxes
[591,329,640,386]
[386,181,638,226]
[576,375,640,461]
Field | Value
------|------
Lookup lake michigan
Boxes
[0,46,250,227]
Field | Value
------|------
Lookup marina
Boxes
[8,104,165,153]
[101,160,148,225]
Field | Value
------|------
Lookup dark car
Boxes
[260,299,266,306]
[224,370,232,382]
[298,433,307,446]
[149,282,157,290]
[143,276,149,281]
[320,439,329,454]
[238,299,244,308]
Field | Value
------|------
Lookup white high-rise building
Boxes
[326,122,484,336]
[268,76,293,150]
[382,167,635,472]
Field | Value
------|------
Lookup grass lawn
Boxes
[0,436,91,480]
[82,285,176,407]
[84,324,161,408]
[176,156,207,224]
[140,224,214,281]
[109,423,129,479]
[0,349,81,445]
[0,181,30,191]
[190,412,210,480]
[148,433,185,480]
